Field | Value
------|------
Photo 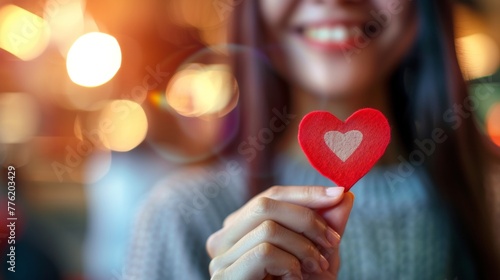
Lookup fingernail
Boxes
[319,254,329,271]
[315,236,332,249]
[325,187,344,198]
[326,228,341,246]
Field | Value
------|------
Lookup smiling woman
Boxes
[257,0,416,98]
[125,0,500,279]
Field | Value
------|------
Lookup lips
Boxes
[304,25,351,43]
[294,22,365,52]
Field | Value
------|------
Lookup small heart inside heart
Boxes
[324,130,363,162]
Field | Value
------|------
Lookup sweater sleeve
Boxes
[124,163,247,280]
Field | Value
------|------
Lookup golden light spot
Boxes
[456,33,500,80]
[44,0,87,56]
[93,100,148,152]
[149,91,163,107]
[167,0,229,31]
[0,5,50,60]
[165,0,231,45]
[66,32,122,87]
[165,64,238,118]
[0,93,39,144]
[486,103,500,147]
[149,90,170,110]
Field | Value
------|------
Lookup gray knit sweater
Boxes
[125,154,458,279]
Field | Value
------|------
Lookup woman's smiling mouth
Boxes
[294,21,367,52]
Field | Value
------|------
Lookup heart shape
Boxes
[324,130,363,162]
[298,108,391,190]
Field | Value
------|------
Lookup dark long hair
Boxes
[227,0,499,278]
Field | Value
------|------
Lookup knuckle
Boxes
[254,242,275,259]
[209,256,223,276]
[302,208,319,228]
[302,187,320,204]
[222,214,233,226]
[206,236,216,257]
[259,220,281,239]
[253,197,276,215]
[210,269,224,280]
[206,231,222,257]
[303,186,317,197]
[266,185,282,197]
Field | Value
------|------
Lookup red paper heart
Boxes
[298,108,391,190]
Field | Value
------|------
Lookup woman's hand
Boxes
[206,186,354,279]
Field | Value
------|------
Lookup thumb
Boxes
[317,192,354,236]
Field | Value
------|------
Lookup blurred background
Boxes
[0,0,498,279]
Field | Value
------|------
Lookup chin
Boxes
[295,70,375,99]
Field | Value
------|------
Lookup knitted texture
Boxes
[125,154,455,279]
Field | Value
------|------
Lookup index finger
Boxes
[224,186,345,226]
[261,186,345,208]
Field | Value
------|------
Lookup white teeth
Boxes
[317,27,330,42]
[304,26,350,43]
[331,28,348,41]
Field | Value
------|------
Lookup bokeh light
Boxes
[456,33,500,80]
[66,32,122,87]
[0,92,39,144]
[149,90,169,110]
[486,102,500,147]
[81,100,148,152]
[0,5,51,60]
[167,0,227,31]
[45,0,99,56]
[165,63,238,118]
[165,0,229,46]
